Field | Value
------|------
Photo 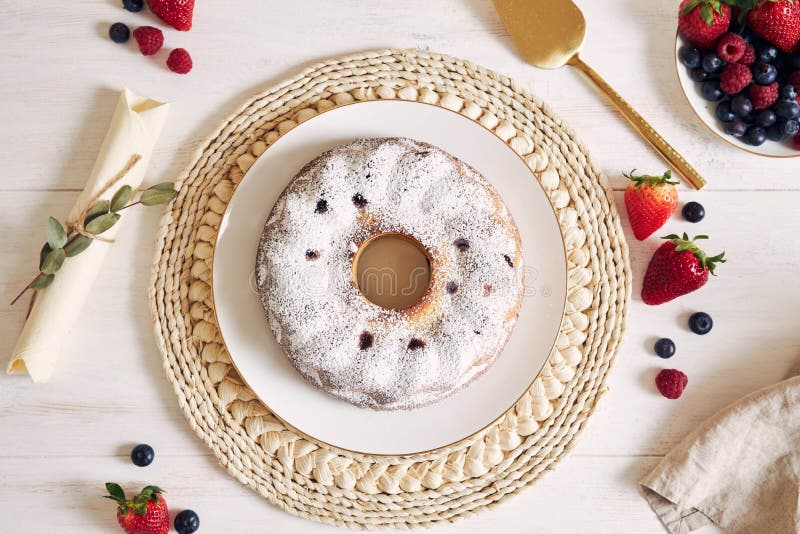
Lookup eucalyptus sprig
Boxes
[10,182,178,306]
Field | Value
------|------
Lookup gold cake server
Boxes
[492,0,706,189]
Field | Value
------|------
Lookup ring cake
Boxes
[255,137,524,410]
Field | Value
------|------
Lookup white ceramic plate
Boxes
[213,100,567,455]
[675,33,798,158]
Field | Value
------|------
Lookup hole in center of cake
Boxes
[353,232,432,311]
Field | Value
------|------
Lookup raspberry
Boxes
[167,48,193,74]
[737,43,756,66]
[132,26,163,56]
[716,33,746,63]
[655,369,688,399]
[750,82,779,110]
[789,71,800,90]
[720,63,752,94]
[794,133,800,151]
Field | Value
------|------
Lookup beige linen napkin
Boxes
[7,88,169,382]
[640,375,800,534]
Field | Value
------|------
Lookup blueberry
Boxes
[731,94,753,117]
[780,119,800,136]
[791,54,800,70]
[691,68,710,82]
[130,444,154,467]
[682,201,705,223]
[108,22,130,43]
[702,52,725,73]
[680,47,702,69]
[701,80,724,102]
[752,62,778,85]
[688,312,713,335]
[724,119,748,138]
[754,109,777,128]
[767,124,788,141]
[756,43,778,63]
[775,99,800,119]
[716,101,736,122]
[122,0,144,12]
[174,510,200,534]
[745,126,767,146]
[654,338,676,359]
[780,84,798,100]
[773,54,787,72]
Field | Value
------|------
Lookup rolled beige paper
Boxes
[7,88,169,382]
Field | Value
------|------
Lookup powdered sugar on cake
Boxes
[256,138,524,410]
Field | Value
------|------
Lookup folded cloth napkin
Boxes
[640,375,800,534]
[7,88,168,382]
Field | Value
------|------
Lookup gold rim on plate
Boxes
[209,99,568,457]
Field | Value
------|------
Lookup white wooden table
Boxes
[2,1,799,532]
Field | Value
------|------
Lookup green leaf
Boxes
[40,248,65,275]
[700,3,714,24]
[64,235,93,257]
[140,188,178,206]
[84,200,110,225]
[31,274,54,290]
[110,185,133,212]
[104,483,126,503]
[146,182,176,192]
[85,212,120,235]
[141,485,165,495]
[39,243,52,271]
[47,217,67,249]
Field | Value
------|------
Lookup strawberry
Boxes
[104,483,168,534]
[641,234,726,305]
[147,0,195,31]
[623,170,679,241]
[679,0,732,49]
[747,0,800,53]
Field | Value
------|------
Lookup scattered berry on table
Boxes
[720,63,752,94]
[702,51,725,74]
[104,483,168,534]
[691,67,710,82]
[701,79,724,101]
[754,109,777,128]
[132,26,163,56]
[131,444,155,467]
[716,33,746,63]
[641,234,725,305]
[122,0,144,12]
[174,510,200,534]
[689,311,713,335]
[654,338,676,359]
[752,62,778,85]
[680,46,702,69]
[682,201,705,222]
[745,126,767,146]
[747,0,800,54]
[716,101,735,122]
[623,170,678,241]
[109,22,130,43]
[738,43,756,66]
[775,98,800,119]
[750,82,779,110]
[731,93,753,117]
[678,0,731,50]
[167,48,193,74]
[724,119,748,137]
[655,369,688,399]
[147,0,195,31]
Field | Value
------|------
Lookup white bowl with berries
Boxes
[675,0,800,157]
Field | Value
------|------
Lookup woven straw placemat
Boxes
[150,49,630,529]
